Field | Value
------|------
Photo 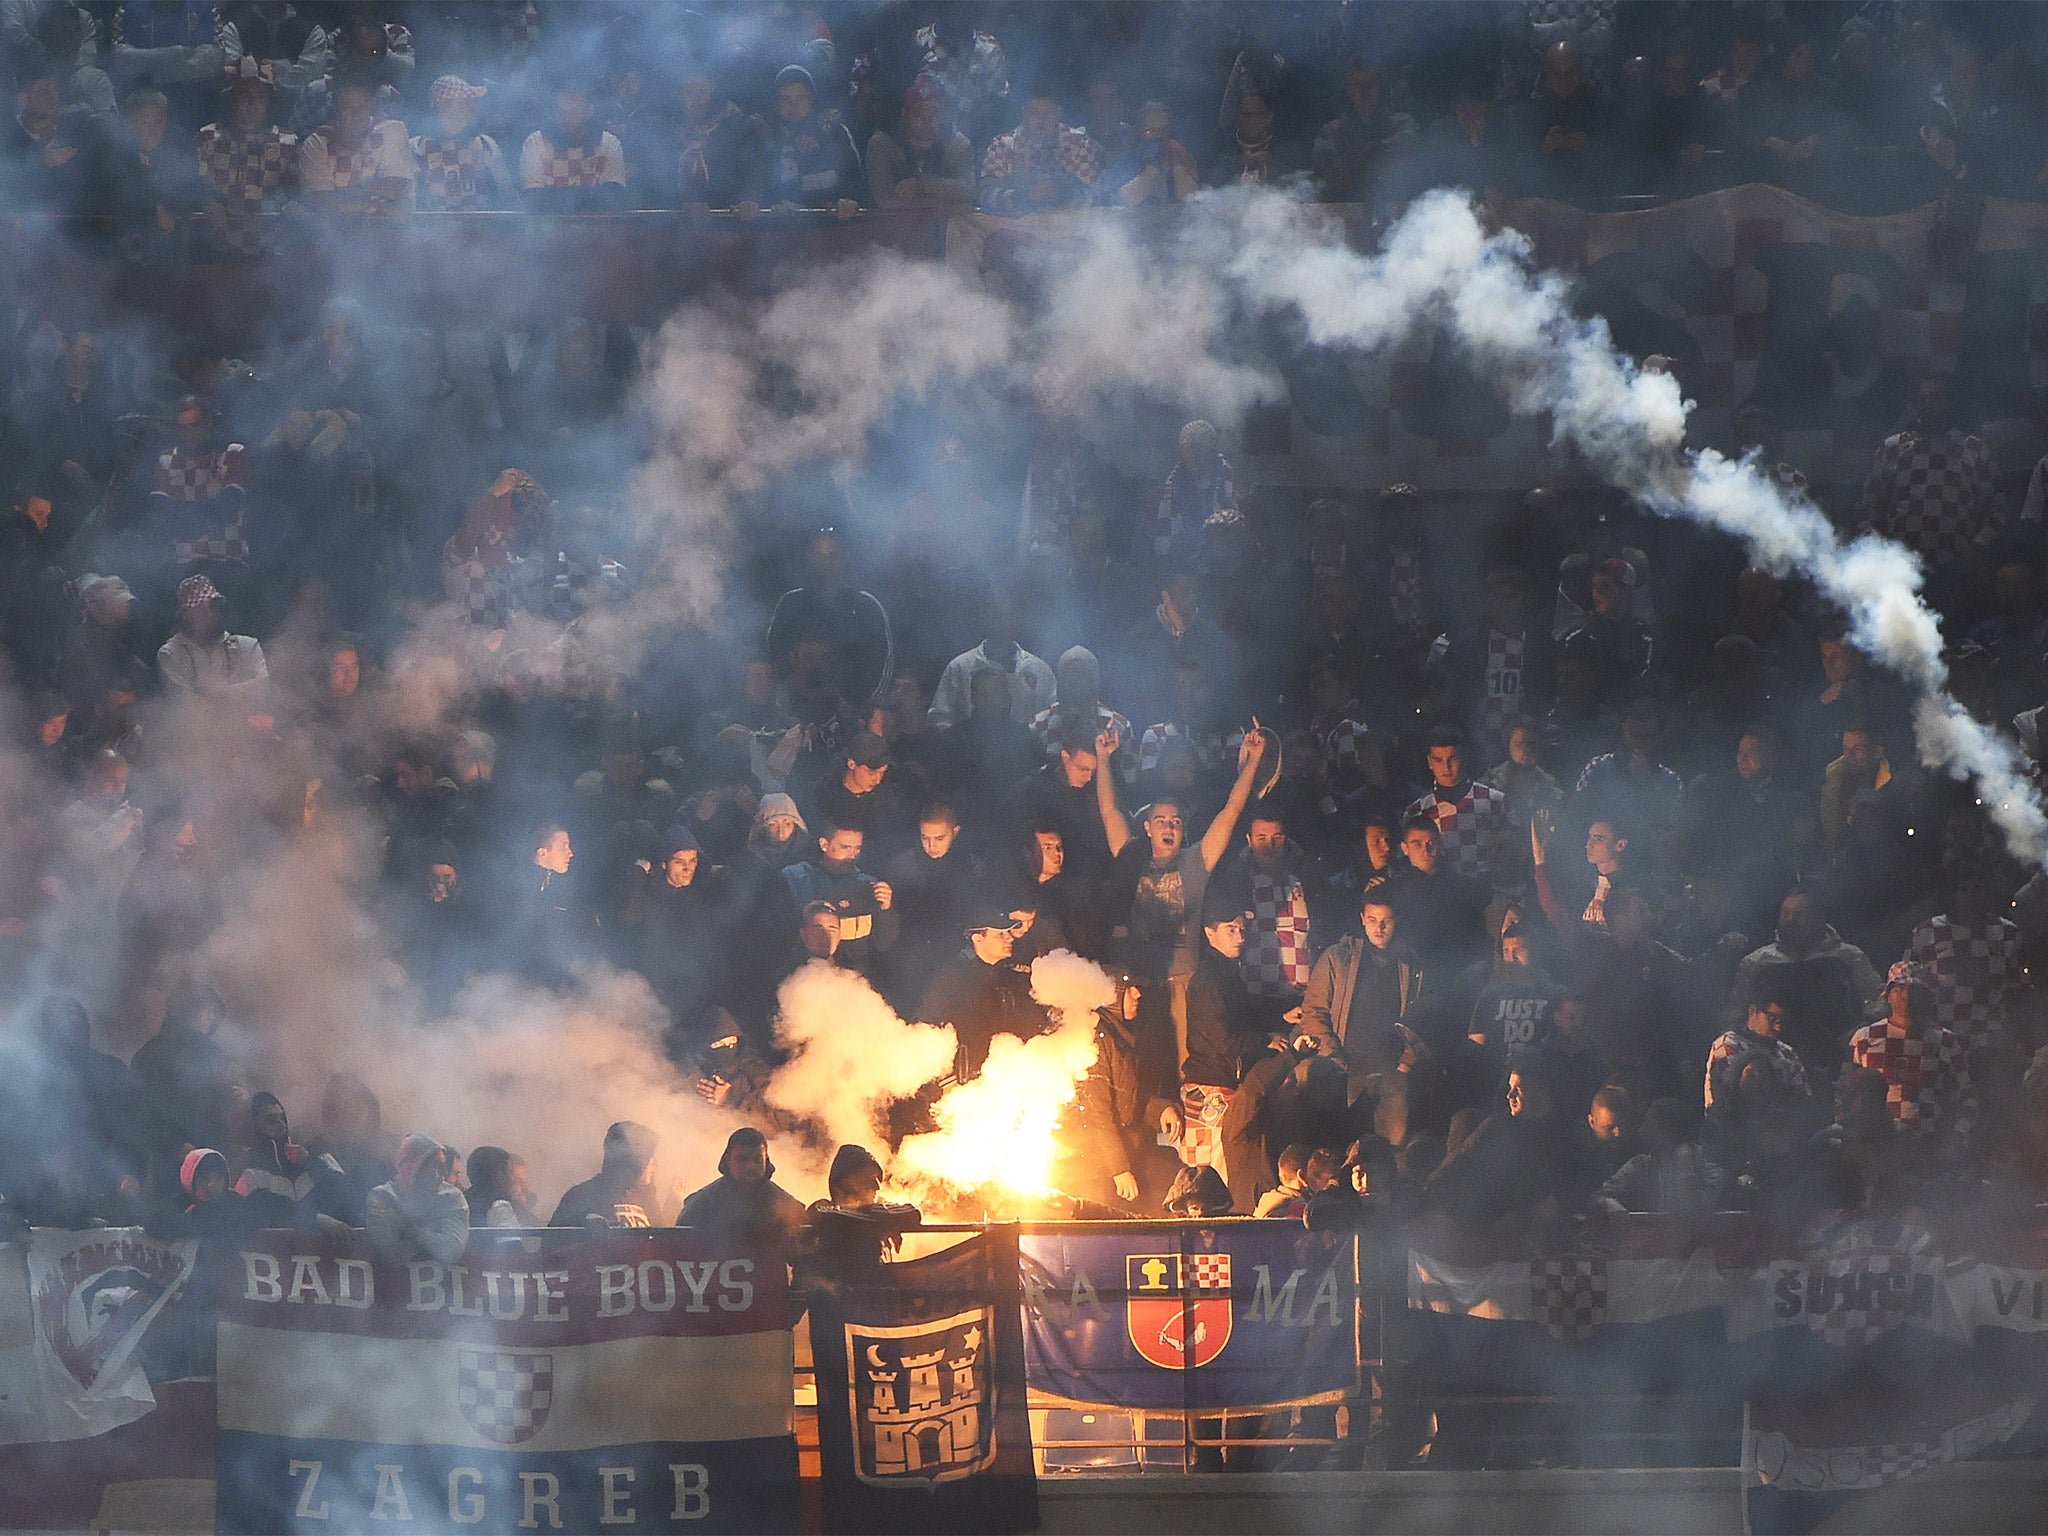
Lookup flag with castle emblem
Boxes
[808,1227,1035,1535]
[213,1230,799,1534]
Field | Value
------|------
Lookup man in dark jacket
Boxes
[550,1121,669,1228]
[630,825,726,1043]
[1053,975,1178,1212]
[781,821,898,980]
[678,1128,806,1249]
[920,901,1048,1081]
[884,803,983,1014]
[764,65,865,212]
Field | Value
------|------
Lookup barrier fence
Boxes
[3,1210,2047,1529]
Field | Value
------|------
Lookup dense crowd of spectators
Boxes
[8,0,2048,242]
[3,3,2048,1286]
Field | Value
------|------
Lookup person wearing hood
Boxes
[764,64,865,213]
[722,793,805,1038]
[233,1091,338,1229]
[678,1128,805,1248]
[466,1146,539,1231]
[1723,890,1884,1080]
[306,1072,397,1225]
[156,1147,248,1243]
[365,1134,470,1264]
[550,1121,669,1228]
[802,1144,920,1280]
[629,824,726,1041]
[131,979,241,1188]
[519,76,627,212]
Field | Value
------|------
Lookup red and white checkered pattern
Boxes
[1863,428,1997,567]
[1027,703,1138,785]
[1903,914,2018,1052]
[1186,1253,1232,1294]
[528,141,608,188]
[1812,1250,1920,1349]
[413,133,501,209]
[153,444,247,502]
[1849,1021,1975,1139]
[197,123,296,251]
[1404,781,1508,883]
[1481,630,1527,756]
[1531,1256,1608,1341]
[1322,718,1371,783]
[1177,1081,1232,1171]
[455,1348,554,1445]
[1244,870,1311,998]
[1137,720,1234,776]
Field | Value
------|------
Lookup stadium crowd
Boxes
[1,1,2048,1284]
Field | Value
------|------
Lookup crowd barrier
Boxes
[3,1208,2046,1531]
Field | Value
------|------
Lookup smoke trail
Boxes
[1224,187,2048,864]
[892,950,1113,1202]
[763,959,956,1152]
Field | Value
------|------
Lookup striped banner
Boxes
[213,1231,798,1535]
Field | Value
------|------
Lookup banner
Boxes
[1021,1223,1359,1411]
[807,1227,1036,1536]
[2,1229,195,1445]
[1409,1214,2043,1344]
[213,1230,797,1535]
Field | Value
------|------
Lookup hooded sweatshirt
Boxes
[677,1132,806,1245]
[365,1135,470,1263]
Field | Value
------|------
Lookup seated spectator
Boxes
[196,58,296,255]
[156,574,267,701]
[304,1072,397,1224]
[678,1127,806,1246]
[865,75,973,209]
[1312,58,1409,201]
[111,86,204,249]
[232,1091,330,1229]
[299,70,415,212]
[1252,1142,1321,1218]
[1104,99,1197,205]
[667,63,766,210]
[980,85,1101,213]
[466,1145,538,1229]
[1594,1097,1727,1215]
[1204,87,1303,189]
[364,1134,470,1263]
[520,75,627,213]
[411,74,510,210]
[764,64,864,213]
[1519,39,1606,198]
[550,1120,669,1228]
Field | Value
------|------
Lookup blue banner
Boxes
[1020,1223,1359,1411]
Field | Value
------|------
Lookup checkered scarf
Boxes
[1177,1081,1232,1172]
[1405,781,1507,882]
[530,140,608,188]
[1244,870,1310,997]
[154,444,247,502]
[1902,913,2018,1052]
[1850,1020,1973,1138]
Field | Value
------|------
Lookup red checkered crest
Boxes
[457,1348,554,1445]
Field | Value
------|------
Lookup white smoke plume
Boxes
[1223,187,2048,864]
[1028,216,1281,422]
[763,959,956,1153]
[891,950,1113,1203]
